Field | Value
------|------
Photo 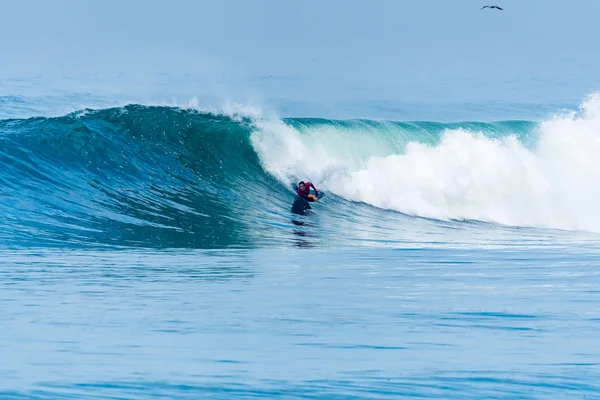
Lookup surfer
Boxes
[296,181,319,202]
[291,181,320,215]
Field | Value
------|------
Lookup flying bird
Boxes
[481,5,503,10]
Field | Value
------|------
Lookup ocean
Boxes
[2,76,600,399]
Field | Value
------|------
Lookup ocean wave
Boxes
[0,105,287,248]
[1,96,600,248]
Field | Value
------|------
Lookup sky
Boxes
[1,0,600,119]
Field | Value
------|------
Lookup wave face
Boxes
[0,105,289,248]
[2,96,600,249]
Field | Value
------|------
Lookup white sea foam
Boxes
[251,93,600,232]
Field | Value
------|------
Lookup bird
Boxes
[481,5,503,10]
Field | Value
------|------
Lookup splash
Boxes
[251,94,600,232]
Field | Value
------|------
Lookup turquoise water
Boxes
[2,76,600,398]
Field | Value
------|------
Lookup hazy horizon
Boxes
[2,0,600,119]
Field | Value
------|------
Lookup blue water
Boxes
[3,247,600,399]
[2,74,600,399]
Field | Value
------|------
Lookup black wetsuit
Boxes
[291,196,311,214]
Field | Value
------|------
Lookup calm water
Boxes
[2,246,600,399]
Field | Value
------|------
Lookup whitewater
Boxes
[253,93,600,233]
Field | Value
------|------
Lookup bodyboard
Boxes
[308,190,325,201]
